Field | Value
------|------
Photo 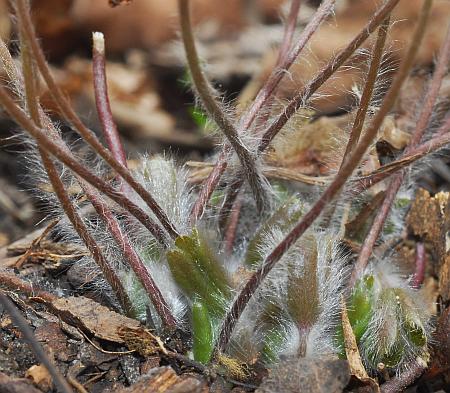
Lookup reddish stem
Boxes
[92,32,127,167]
[214,0,427,354]
[351,15,449,285]
[238,0,335,133]
[411,242,426,289]
[16,0,178,240]
[81,181,177,328]
[258,0,401,153]
[0,87,170,246]
[0,294,73,393]
[224,195,242,256]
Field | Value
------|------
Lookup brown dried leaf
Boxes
[341,298,379,392]
[48,296,141,344]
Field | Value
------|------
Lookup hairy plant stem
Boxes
[341,15,390,165]
[178,0,268,213]
[92,32,127,167]
[214,0,426,354]
[276,0,302,67]
[238,0,335,133]
[191,0,335,221]
[258,0,401,151]
[351,4,445,285]
[17,16,134,315]
[380,361,425,393]
[15,0,178,240]
[80,182,177,328]
[210,0,401,223]
[0,294,74,393]
[0,87,170,246]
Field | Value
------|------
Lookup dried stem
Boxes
[380,361,425,393]
[80,181,177,328]
[224,194,242,256]
[351,4,445,285]
[0,293,74,393]
[0,268,56,303]
[276,0,302,67]
[92,32,127,167]
[178,0,268,212]
[341,16,390,165]
[215,0,427,354]
[17,18,134,314]
[0,87,170,246]
[15,0,178,240]
[238,0,335,133]
[258,0,401,153]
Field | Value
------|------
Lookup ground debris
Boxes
[256,357,350,393]
[112,366,207,393]
[0,371,42,393]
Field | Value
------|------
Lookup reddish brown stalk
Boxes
[80,181,177,328]
[258,0,401,153]
[342,16,390,165]
[353,116,450,190]
[380,361,425,393]
[210,0,400,221]
[17,16,134,315]
[190,149,228,222]
[178,0,268,213]
[275,0,302,67]
[411,242,426,289]
[351,8,446,285]
[92,32,127,167]
[214,0,428,354]
[0,87,170,246]
[224,195,242,256]
[15,0,178,240]
[239,0,335,133]
[0,294,74,393]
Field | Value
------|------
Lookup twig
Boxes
[178,0,269,213]
[0,269,56,303]
[341,15,390,165]
[15,0,178,240]
[214,0,426,354]
[0,293,74,393]
[380,361,425,393]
